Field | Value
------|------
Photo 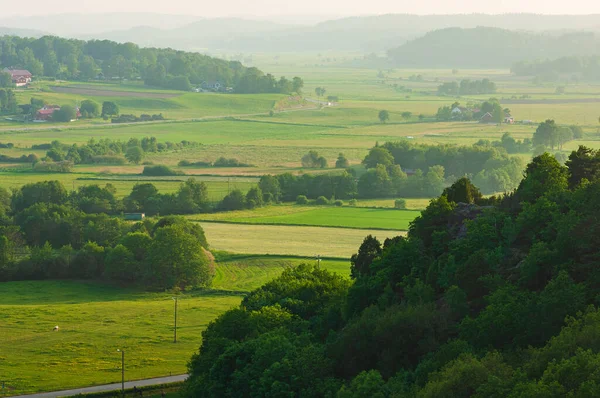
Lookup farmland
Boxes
[0,255,348,395]
[201,223,403,257]
[2,52,600,396]
[192,205,420,230]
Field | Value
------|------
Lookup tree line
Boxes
[512,55,600,81]
[183,146,600,396]
[0,35,303,93]
[437,79,497,96]
[0,181,212,290]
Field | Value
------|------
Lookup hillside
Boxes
[0,35,302,93]
[387,27,600,67]
[5,13,600,53]
[183,153,600,396]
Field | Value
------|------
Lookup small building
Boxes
[504,116,514,124]
[124,213,145,221]
[480,112,494,124]
[34,105,60,121]
[3,68,32,86]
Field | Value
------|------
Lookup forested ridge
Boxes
[387,27,600,68]
[184,146,600,396]
[0,35,302,93]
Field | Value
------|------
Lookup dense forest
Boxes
[184,147,600,396]
[0,180,213,289]
[511,55,600,81]
[387,27,600,68]
[0,35,303,93]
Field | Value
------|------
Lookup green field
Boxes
[201,222,403,258]
[0,172,257,201]
[0,255,349,396]
[192,205,419,230]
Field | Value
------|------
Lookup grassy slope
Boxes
[0,255,349,395]
[192,205,419,230]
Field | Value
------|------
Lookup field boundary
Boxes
[194,219,409,232]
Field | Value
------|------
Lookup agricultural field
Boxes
[192,204,420,230]
[2,55,600,396]
[0,255,349,395]
[201,223,403,257]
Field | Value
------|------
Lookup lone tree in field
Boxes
[378,110,390,123]
[315,87,326,98]
[101,101,119,118]
[125,146,144,164]
[335,153,350,169]
[302,150,327,168]
[401,111,412,120]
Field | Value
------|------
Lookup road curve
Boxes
[8,374,188,398]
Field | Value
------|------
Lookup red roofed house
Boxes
[34,105,60,122]
[3,68,32,87]
[34,105,81,122]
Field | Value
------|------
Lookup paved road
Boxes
[8,374,188,398]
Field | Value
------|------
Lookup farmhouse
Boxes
[3,68,32,86]
[34,105,60,121]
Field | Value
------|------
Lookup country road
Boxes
[8,374,187,398]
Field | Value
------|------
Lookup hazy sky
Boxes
[4,0,600,17]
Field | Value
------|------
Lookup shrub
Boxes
[90,155,126,165]
[33,160,73,173]
[349,199,358,206]
[142,165,181,176]
[213,157,252,167]
[296,195,309,205]
[395,198,407,209]
[334,200,344,207]
[316,196,329,205]
[219,190,246,211]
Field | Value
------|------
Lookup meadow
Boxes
[200,222,403,257]
[0,255,349,396]
[192,205,420,230]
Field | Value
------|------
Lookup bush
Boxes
[296,195,309,205]
[349,199,358,206]
[395,198,407,209]
[178,160,212,167]
[219,190,246,211]
[213,157,252,167]
[316,196,329,205]
[90,155,126,165]
[334,200,344,207]
[33,160,73,173]
[142,165,182,176]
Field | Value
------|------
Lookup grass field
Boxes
[0,172,257,200]
[0,255,349,396]
[192,205,419,230]
[201,222,403,258]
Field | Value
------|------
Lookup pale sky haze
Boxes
[3,0,600,18]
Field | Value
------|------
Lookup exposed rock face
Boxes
[449,203,492,239]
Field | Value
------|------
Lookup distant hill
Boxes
[0,27,47,38]
[86,13,600,53]
[0,13,199,36]
[3,13,600,53]
[387,27,600,68]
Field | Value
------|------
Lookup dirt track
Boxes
[50,86,180,98]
